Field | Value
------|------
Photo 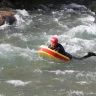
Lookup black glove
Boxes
[87,52,96,57]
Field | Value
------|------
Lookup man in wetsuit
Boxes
[48,36,96,60]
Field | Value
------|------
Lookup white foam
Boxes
[76,71,96,82]
[67,24,96,37]
[78,15,95,23]
[0,94,5,96]
[67,90,84,95]
[6,80,31,86]
[0,23,9,30]
[14,14,25,27]
[45,70,76,75]
[14,9,32,28]
[67,38,95,52]
[0,44,37,61]
[34,69,42,73]
[60,24,96,53]
[6,33,28,42]
[76,81,89,85]
[16,9,29,17]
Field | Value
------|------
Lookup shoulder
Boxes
[57,43,63,47]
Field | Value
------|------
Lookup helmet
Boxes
[50,37,58,44]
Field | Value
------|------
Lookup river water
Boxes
[0,5,96,96]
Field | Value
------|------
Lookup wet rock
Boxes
[0,10,16,26]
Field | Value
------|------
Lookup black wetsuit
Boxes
[48,43,96,60]
[48,43,72,60]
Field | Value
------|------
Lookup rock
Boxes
[0,10,16,26]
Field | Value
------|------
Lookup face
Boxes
[50,42,57,48]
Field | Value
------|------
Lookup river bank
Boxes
[0,0,96,12]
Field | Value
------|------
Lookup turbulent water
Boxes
[0,5,96,96]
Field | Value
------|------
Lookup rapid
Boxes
[0,4,96,96]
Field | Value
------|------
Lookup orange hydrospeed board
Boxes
[38,45,70,61]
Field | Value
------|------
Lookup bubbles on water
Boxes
[17,9,30,17]
[34,69,42,73]
[44,70,76,75]
[14,9,32,29]
[67,90,84,96]
[78,15,95,23]
[76,81,89,85]
[0,23,9,30]
[0,44,38,62]
[6,80,31,86]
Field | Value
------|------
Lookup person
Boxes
[48,36,96,60]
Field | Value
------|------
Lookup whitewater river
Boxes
[0,5,96,96]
